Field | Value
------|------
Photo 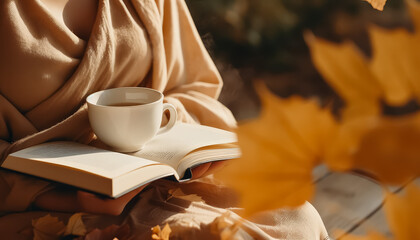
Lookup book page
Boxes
[8,142,158,178]
[177,147,241,178]
[131,123,237,169]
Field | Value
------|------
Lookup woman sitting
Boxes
[0,0,328,239]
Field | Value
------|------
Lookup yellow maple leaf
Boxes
[325,113,420,184]
[369,25,420,106]
[32,214,65,240]
[308,1,420,110]
[308,1,420,184]
[305,32,381,120]
[351,114,420,184]
[216,83,337,217]
[365,0,387,11]
[323,116,378,172]
[151,223,171,240]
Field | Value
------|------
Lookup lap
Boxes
[0,177,328,240]
[88,178,329,239]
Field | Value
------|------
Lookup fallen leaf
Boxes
[64,213,87,236]
[32,214,65,240]
[217,83,337,217]
[364,0,387,11]
[210,212,241,240]
[210,212,231,235]
[151,223,171,240]
[167,188,204,202]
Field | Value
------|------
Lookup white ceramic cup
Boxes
[86,87,177,152]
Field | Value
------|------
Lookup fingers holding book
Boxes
[34,184,148,216]
[191,161,227,180]
[32,160,226,216]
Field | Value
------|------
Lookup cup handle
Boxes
[157,103,177,135]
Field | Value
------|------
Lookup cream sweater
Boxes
[0,0,236,211]
[0,1,327,239]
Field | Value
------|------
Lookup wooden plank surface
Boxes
[312,168,418,239]
[346,178,420,238]
[347,207,392,238]
[311,172,384,239]
[312,164,330,182]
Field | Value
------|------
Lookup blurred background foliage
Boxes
[186,0,407,71]
[185,0,411,119]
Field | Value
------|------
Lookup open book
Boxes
[2,123,240,198]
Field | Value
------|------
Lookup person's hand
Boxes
[190,160,226,180]
[34,184,147,216]
[33,160,225,215]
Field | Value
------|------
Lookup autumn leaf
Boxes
[369,25,420,106]
[151,223,171,240]
[364,0,387,11]
[216,83,337,217]
[309,1,420,184]
[324,116,378,172]
[64,213,87,236]
[210,212,230,235]
[325,113,420,184]
[308,0,420,110]
[350,114,420,184]
[167,188,204,202]
[305,32,381,120]
[210,212,242,240]
[32,214,65,240]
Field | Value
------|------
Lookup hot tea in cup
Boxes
[86,87,177,152]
